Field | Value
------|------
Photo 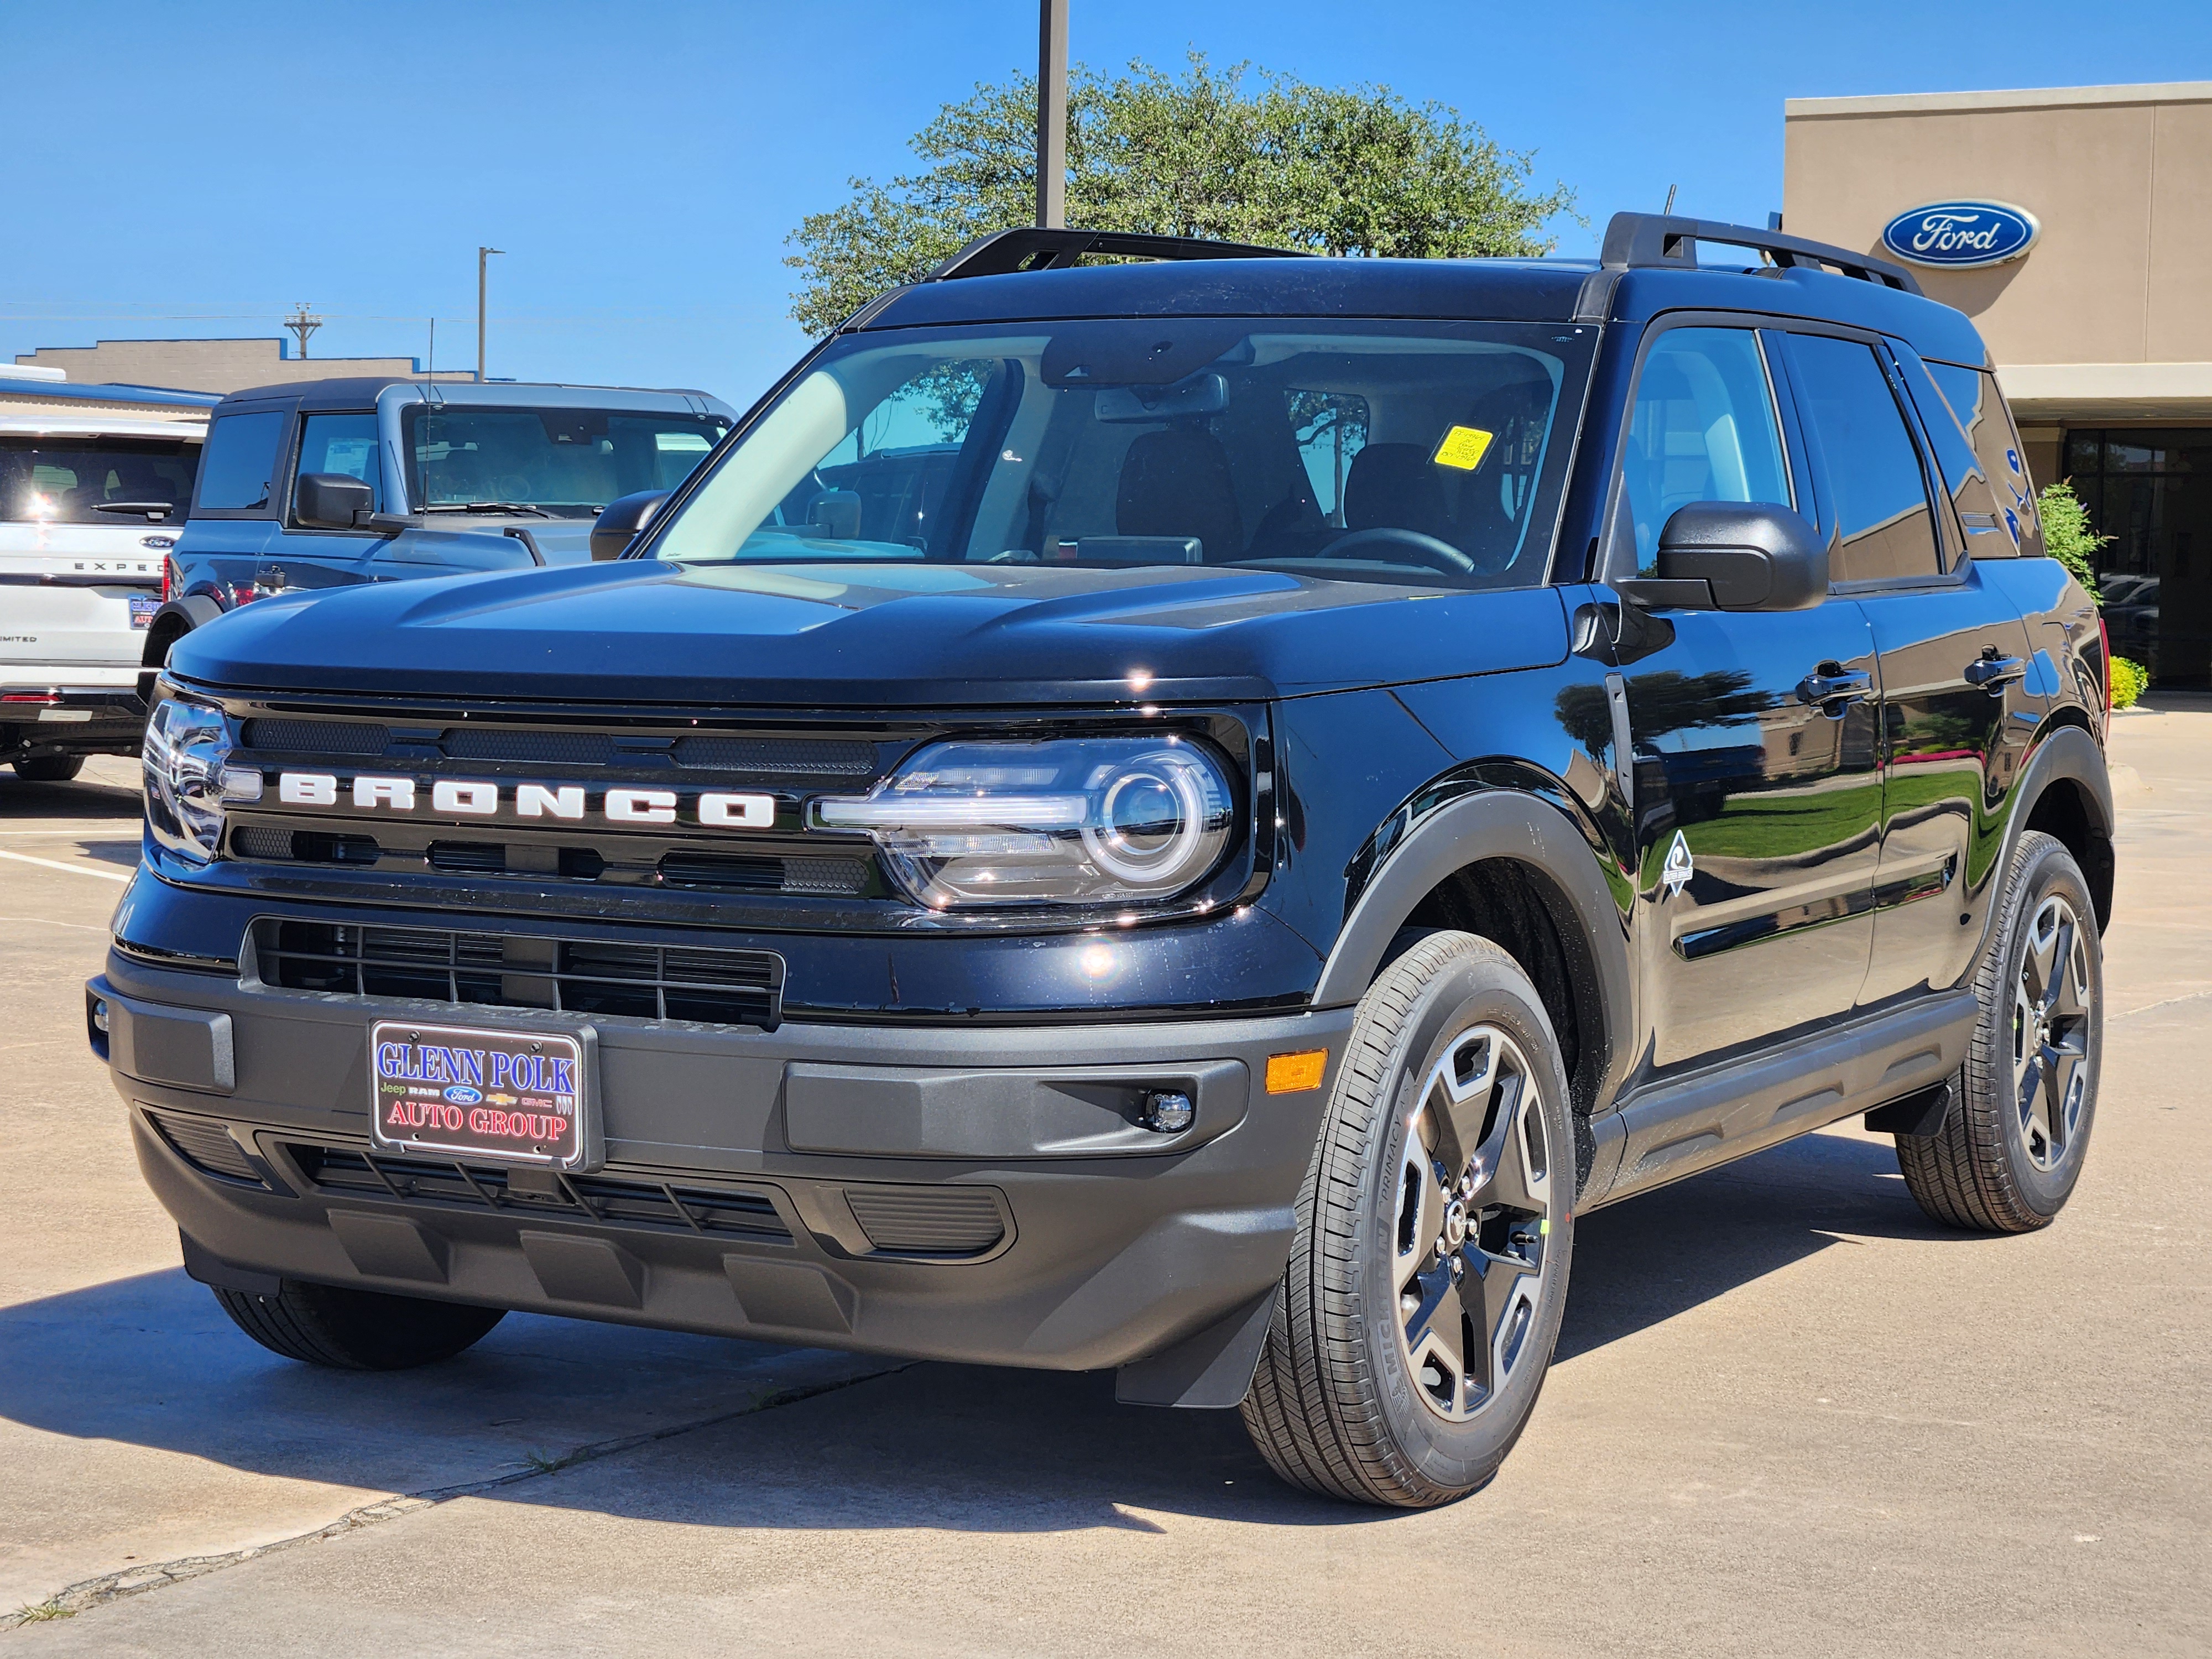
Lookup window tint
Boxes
[1619,327,1791,573]
[1930,361,2041,555]
[1788,335,1940,582]
[0,437,199,524]
[194,410,287,512]
[402,406,731,517]
[294,413,382,517]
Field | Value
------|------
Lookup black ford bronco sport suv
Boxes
[92,215,2114,1509]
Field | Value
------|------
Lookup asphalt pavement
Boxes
[2,715,2205,1656]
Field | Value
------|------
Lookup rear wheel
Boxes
[1241,929,1574,1507]
[212,1279,505,1370]
[1897,830,2102,1232]
[12,755,85,782]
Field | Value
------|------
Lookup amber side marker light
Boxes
[1265,1050,1328,1094]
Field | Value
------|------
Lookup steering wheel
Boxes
[1326,526,1479,576]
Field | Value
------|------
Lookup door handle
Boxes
[1796,665,1872,709]
[1963,648,2026,693]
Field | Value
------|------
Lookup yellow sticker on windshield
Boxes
[1431,425,1495,471]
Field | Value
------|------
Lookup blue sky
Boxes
[5,1,2208,409]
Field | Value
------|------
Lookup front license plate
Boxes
[129,594,158,629]
[368,1020,598,1170]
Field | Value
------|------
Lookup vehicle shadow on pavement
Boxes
[0,1128,1977,1537]
[0,778,143,818]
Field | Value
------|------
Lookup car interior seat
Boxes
[1114,427,1243,562]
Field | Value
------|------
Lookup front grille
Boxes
[427,841,506,875]
[251,919,783,1029]
[441,728,615,765]
[288,1144,790,1240]
[654,851,870,896]
[233,826,380,864]
[671,735,876,776]
[148,1110,265,1185]
[240,718,392,754]
[844,1185,1007,1257]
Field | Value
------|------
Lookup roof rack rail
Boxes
[927,226,1308,282]
[1598,212,1923,297]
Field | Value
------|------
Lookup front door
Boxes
[1609,323,1884,1070]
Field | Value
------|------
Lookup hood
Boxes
[169,558,1571,706]
[412,515,598,565]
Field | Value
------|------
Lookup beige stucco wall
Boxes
[1783,84,2212,369]
[12,338,472,395]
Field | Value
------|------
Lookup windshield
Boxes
[650,320,1595,586]
[0,436,201,524]
[400,406,731,518]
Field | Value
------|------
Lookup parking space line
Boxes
[0,848,132,883]
[0,915,107,931]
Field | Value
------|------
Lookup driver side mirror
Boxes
[294,473,374,531]
[591,490,670,561]
[1620,502,1828,612]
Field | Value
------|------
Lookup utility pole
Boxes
[476,246,504,382]
[1036,0,1067,229]
[284,302,322,359]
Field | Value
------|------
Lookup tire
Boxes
[12,755,85,782]
[211,1279,505,1370]
[1241,929,1575,1507]
[1897,830,2103,1233]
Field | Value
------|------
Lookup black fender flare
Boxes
[1309,789,1636,1109]
[1996,719,2116,933]
[140,594,223,668]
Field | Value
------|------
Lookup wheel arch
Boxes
[2009,720,2116,933]
[1310,789,1635,1124]
[138,594,223,701]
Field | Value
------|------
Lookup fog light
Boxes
[1139,1089,1194,1134]
[91,999,109,1034]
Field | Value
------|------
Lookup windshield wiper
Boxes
[419,501,554,519]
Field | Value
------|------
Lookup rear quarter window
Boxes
[1928,361,2043,557]
[194,409,289,513]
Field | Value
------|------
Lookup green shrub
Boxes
[2110,656,2149,710]
[2037,481,2110,602]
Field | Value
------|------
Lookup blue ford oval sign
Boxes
[1881,201,2040,269]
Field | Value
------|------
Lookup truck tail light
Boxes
[161,556,179,603]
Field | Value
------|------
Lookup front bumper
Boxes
[2,686,148,763]
[88,951,1349,1406]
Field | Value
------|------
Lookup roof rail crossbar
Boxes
[1598,212,1923,297]
[926,227,1309,282]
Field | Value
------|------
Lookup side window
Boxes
[1928,361,2042,556]
[1787,335,1942,583]
[193,410,288,513]
[1619,327,1791,573]
[293,413,383,519]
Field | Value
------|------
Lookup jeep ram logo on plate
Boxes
[271,772,776,828]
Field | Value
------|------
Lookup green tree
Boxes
[785,54,1577,336]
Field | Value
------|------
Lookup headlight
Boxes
[143,689,260,863]
[814,736,1235,910]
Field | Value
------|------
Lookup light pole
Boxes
[477,246,504,382]
[1036,0,1067,229]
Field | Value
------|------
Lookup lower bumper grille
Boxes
[148,1110,266,1186]
[286,1143,792,1241]
[250,919,783,1029]
[844,1185,1008,1256]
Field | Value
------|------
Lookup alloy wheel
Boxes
[1392,1022,1555,1422]
[2013,892,2093,1172]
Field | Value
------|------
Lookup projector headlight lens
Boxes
[144,688,254,863]
[813,736,1235,909]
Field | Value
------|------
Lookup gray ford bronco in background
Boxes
[93,216,2113,1507]
[140,377,735,694]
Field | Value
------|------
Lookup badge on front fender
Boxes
[368,1019,601,1172]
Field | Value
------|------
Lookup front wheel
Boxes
[1241,930,1574,1507]
[1896,830,2103,1232]
[212,1279,505,1369]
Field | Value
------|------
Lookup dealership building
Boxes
[1786,80,2211,686]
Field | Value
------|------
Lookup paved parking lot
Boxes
[3,717,2206,1656]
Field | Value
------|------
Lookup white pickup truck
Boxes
[1,410,207,780]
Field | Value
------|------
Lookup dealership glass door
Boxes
[2063,429,2212,687]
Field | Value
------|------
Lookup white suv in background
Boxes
[1,413,206,781]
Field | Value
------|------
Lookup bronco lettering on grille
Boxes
[272,772,775,830]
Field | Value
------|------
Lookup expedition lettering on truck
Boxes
[1,399,211,779]
[91,216,2114,1509]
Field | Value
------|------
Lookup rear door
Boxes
[1777,328,2039,1004]
[1605,321,1885,1070]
